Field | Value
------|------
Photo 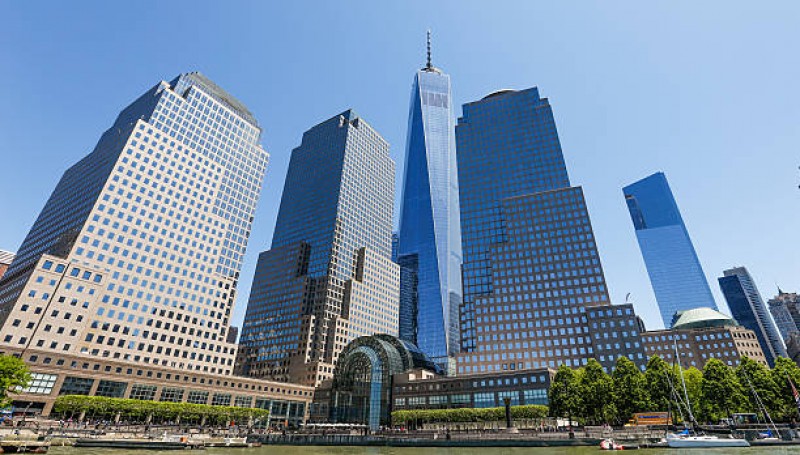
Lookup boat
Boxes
[666,433,750,448]
[75,434,204,450]
[663,340,750,449]
[204,437,260,448]
[600,438,639,450]
[0,440,50,453]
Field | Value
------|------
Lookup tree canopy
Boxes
[0,355,31,408]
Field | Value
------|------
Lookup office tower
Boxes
[0,74,314,417]
[395,33,463,368]
[0,250,13,280]
[0,72,268,374]
[455,87,621,374]
[623,172,717,328]
[718,267,786,366]
[769,290,800,342]
[236,110,399,386]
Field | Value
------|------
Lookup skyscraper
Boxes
[769,290,800,342]
[0,73,268,374]
[0,74,315,417]
[236,110,399,387]
[395,33,463,368]
[718,267,786,366]
[623,172,717,328]
[455,87,630,374]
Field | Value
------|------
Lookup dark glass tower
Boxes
[719,266,786,366]
[455,88,619,374]
[396,34,462,368]
[236,110,399,387]
[623,172,717,328]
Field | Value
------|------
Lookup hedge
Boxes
[53,395,269,424]
[392,404,548,426]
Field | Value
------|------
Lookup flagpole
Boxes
[786,372,800,420]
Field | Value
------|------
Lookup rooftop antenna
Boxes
[426,29,432,70]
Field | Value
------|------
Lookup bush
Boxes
[391,404,548,426]
[53,395,269,424]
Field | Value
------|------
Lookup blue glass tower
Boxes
[623,172,717,328]
[237,110,399,386]
[719,266,786,366]
[396,34,463,368]
[456,88,623,374]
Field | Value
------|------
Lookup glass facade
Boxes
[0,73,269,376]
[719,266,786,366]
[455,88,623,374]
[237,111,399,386]
[769,291,800,342]
[396,61,463,366]
[623,172,717,327]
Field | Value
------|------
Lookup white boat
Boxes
[666,433,750,448]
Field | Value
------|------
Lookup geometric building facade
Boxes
[641,307,768,369]
[718,266,786,367]
[623,172,718,328]
[0,73,314,417]
[396,34,463,369]
[769,290,800,344]
[0,72,269,375]
[236,110,399,387]
[454,87,634,375]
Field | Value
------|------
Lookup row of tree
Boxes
[549,356,800,425]
[392,404,548,426]
[53,395,270,425]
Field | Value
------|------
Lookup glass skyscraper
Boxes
[0,72,269,375]
[455,87,631,374]
[396,39,463,368]
[719,266,786,366]
[236,110,399,387]
[623,172,717,328]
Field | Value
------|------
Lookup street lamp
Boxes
[561,376,574,439]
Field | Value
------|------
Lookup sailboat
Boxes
[741,368,781,442]
[665,340,750,448]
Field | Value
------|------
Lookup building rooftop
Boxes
[672,307,739,330]
[0,250,14,265]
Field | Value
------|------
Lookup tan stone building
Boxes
[0,250,13,280]
[0,73,311,420]
[641,307,768,369]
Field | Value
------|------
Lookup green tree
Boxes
[549,365,582,421]
[0,355,31,408]
[579,359,615,425]
[611,356,647,424]
[643,356,675,413]
[736,357,780,421]
[701,358,746,423]
[771,357,800,422]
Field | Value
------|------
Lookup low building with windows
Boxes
[641,307,767,369]
[2,345,313,427]
[392,367,552,411]
[310,334,553,429]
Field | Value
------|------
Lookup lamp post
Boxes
[561,376,574,439]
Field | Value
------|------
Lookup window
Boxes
[187,390,209,405]
[95,380,127,398]
[130,384,157,401]
[22,373,58,395]
[59,377,94,396]
[159,387,184,402]
[234,395,252,408]
[211,393,231,406]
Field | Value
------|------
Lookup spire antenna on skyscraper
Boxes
[426,29,432,70]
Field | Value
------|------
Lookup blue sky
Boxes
[1,1,799,330]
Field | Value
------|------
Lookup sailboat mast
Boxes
[674,338,696,425]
